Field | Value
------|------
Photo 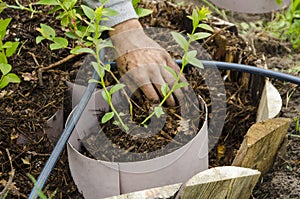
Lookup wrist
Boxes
[109,19,142,36]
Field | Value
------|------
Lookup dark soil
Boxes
[0,0,299,198]
[81,67,206,162]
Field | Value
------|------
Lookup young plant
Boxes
[80,5,130,130]
[36,0,129,130]
[0,6,21,90]
[267,0,300,49]
[27,174,57,199]
[141,6,213,125]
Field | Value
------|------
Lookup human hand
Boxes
[109,19,185,106]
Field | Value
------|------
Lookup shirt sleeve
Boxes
[82,0,138,27]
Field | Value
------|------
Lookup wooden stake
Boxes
[232,118,291,175]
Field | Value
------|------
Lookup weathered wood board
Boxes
[105,166,261,199]
[232,117,291,174]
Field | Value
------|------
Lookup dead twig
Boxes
[40,53,83,71]
[0,149,15,198]
[36,53,83,86]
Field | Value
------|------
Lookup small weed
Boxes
[285,87,296,108]
[27,174,57,199]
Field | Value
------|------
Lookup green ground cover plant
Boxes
[267,0,300,49]
[0,1,20,90]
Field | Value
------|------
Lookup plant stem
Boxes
[107,70,134,119]
[94,37,128,131]
[141,25,198,125]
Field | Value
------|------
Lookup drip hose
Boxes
[197,60,300,85]
[29,60,300,199]
[28,70,100,199]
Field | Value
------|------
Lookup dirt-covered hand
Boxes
[109,19,185,106]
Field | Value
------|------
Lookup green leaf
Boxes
[0,18,11,33]
[36,36,45,44]
[71,47,95,55]
[36,0,59,5]
[75,29,86,37]
[0,53,7,64]
[97,42,114,50]
[174,82,189,90]
[112,120,120,126]
[132,0,140,8]
[0,18,11,39]
[49,5,62,14]
[0,2,7,14]
[5,73,21,83]
[102,112,114,123]
[135,8,152,18]
[60,15,70,27]
[171,32,188,51]
[104,64,110,71]
[0,76,9,89]
[50,38,68,50]
[109,83,125,95]
[53,37,68,48]
[186,50,197,59]
[0,63,12,75]
[101,90,109,103]
[65,31,77,39]
[161,83,169,97]
[187,57,204,69]
[164,65,177,79]
[102,8,119,17]
[154,106,164,118]
[190,32,211,41]
[197,24,214,32]
[88,79,100,84]
[63,0,77,10]
[27,174,48,199]
[91,61,104,78]
[39,24,56,40]
[5,41,19,57]
[81,5,95,20]
[2,41,12,48]
[99,26,114,32]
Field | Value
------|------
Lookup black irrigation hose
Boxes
[28,70,100,199]
[28,60,300,199]
[198,60,300,85]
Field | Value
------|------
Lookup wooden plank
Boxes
[104,183,181,199]
[180,166,261,199]
[232,118,291,174]
[104,166,261,199]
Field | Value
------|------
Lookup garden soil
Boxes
[0,0,299,198]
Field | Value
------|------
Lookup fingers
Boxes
[116,50,189,107]
[151,78,176,107]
